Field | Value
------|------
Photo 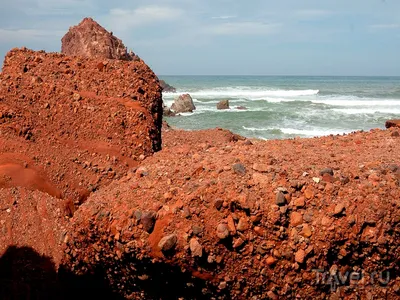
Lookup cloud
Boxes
[295,9,332,19]
[211,15,237,20]
[206,22,281,36]
[369,24,400,30]
[0,28,64,43]
[108,5,183,29]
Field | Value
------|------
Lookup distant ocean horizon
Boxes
[160,75,400,140]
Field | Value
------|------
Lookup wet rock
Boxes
[171,94,196,113]
[189,238,203,257]
[158,234,178,252]
[217,100,229,110]
[216,223,230,239]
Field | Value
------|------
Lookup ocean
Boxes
[160,76,400,140]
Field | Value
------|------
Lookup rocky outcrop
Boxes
[217,100,229,110]
[171,94,196,113]
[0,47,162,208]
[61,18,136,61]
[385,119,400,129]
[63,128,400,299]
[160,80,176,93]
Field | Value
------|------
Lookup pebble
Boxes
[290,212,303,227]
[189,238,203,257]
[216,223,230,239]
[140,211,156,233]
[233,237,245,248]
[252,163,269,173]
[320,168,334,176]
[232,163,246,175]
[334,203,346,216]
[158,234,177,252]
[295,249,306,263]
[275,191,287,206]
[236,217,249,232]
[294,197,305,208]
[214,199,224,210]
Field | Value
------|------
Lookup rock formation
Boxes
[61,18,136,61]
[217,100,230,110]
[160,80,176,93]
[385,119,400,129]
[171,94,196,113]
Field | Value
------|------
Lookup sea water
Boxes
[161,76,400,140]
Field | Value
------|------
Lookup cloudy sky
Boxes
[1,0,399,75]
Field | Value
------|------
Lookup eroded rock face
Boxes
[61,18,136,61]
[0,47,162,208]
[171,94,196,113]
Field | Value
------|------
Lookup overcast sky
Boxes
[1,0,400,76]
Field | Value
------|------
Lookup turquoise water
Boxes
[161,76,400,140]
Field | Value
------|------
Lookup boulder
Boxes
[61,17,136,61]
[385,119,400,129]
[160,80,176,93]
[217,100,230,110]
[171,94,196,113]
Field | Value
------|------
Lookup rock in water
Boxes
[385,119,400,129]
[160,80,176,93]
[217,100,230,110]
[61,17,136,61]
[171,94,196,113]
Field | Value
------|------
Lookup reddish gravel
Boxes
[65,127,400,299]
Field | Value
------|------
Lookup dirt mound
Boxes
[64,127,400,299]
[0,47,162,209]
[61,18,136,61]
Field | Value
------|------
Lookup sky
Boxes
[0,0,400,76]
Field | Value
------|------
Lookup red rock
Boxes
[385,119,400,128]
[290,212,303,227]
[61,18,136,61]
[295,249,306,263]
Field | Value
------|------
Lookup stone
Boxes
[171,94,196,113]
[232,163,246,175]
[216,223,230,239]
[237,217,249,232]
[140,211,156,233]
[158,234,178,252]
[275,191,287,206]
[233,237,245,248]
[159,80,176,93]
[295,249,306,263]
[301,224,312,238]
[266,256,276,266]
[252,163,269,173]
[334,203,346,216]
[217,100,229,110]
[214,199,224,210]
[61,18,135,61]
[189,238,203,257]
[226,215,237,235]
[294,197,305,208]
[320,168,334,176]
[290,212,303,227]
[72,93,81,101]
[392,131,400,137]
[385,119,400,129]
[192,225,203,236]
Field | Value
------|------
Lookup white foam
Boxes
[242,126,352,137]
[311,97,400,107]
[163,87,319,100]
[333,108,400,115]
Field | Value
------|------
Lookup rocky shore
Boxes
[0,18,399,300]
